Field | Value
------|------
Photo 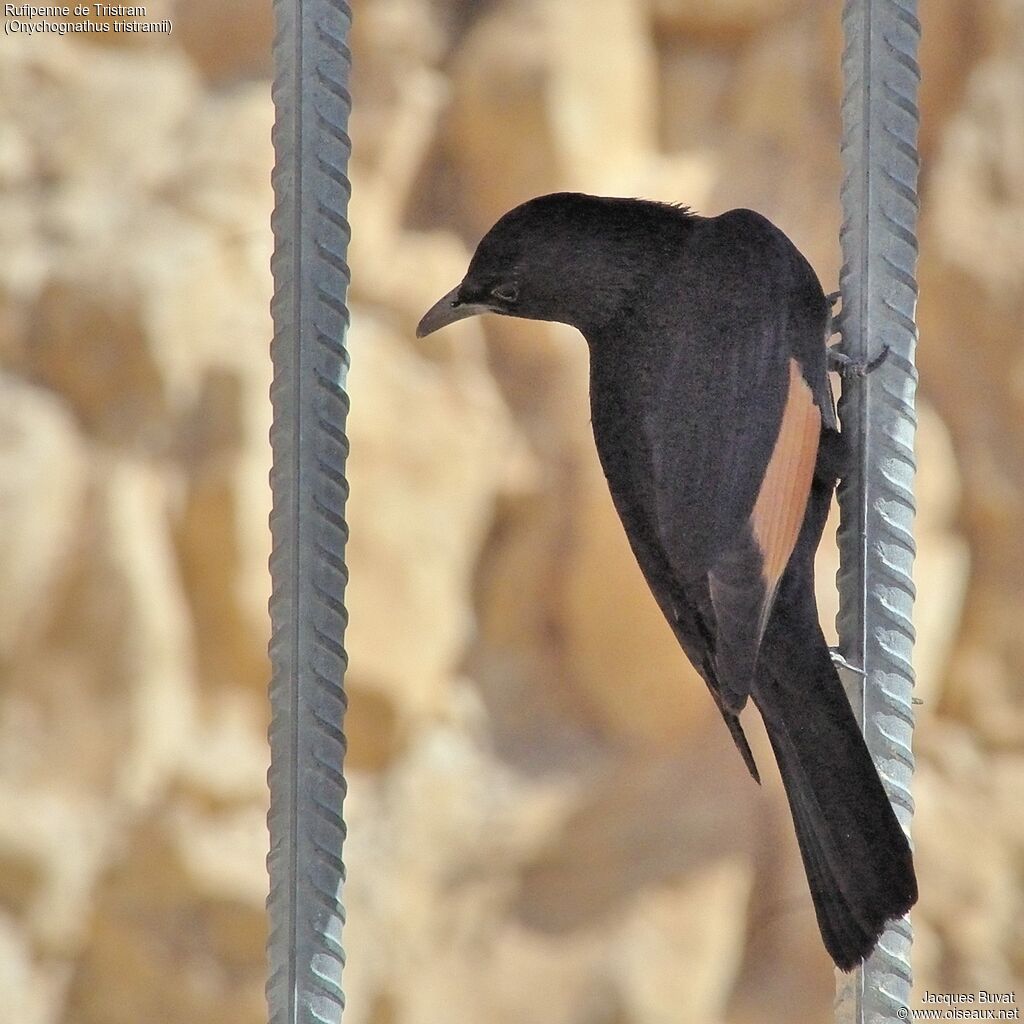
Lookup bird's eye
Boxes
[490,283,519,304]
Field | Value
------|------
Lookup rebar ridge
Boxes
[835,0,920,1020]
[267,1,353,1022]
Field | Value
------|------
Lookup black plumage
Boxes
[417,191,917,971]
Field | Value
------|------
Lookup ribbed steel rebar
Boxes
[835,0,920,1021]
[267,2,353,1022]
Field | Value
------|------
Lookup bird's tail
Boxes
[754,634,918,970]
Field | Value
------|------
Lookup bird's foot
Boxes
[829,649,865,676]
[828,344,890,379]
[826,290,842,309]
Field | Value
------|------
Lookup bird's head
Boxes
[417,192,687,338]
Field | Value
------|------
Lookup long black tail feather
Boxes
[750,434,917,970]
[754,591,917,970]
[758,679,916,970]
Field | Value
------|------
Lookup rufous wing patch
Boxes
[751,358,821,636]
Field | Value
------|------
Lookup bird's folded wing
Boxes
[706,359,820,705]
[647,226,822,705]
[750,358,820,632]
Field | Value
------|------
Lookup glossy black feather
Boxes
[417,192,918,971]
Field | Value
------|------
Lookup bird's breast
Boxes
[587,346,665,516]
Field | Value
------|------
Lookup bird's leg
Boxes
[828,345,891,378]
[824,290,890,378]
[829,649,865,676]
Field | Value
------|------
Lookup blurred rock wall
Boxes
[0,1,1020,1022]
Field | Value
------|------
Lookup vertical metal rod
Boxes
[267,2,353,1022]
[835,0,920,1021]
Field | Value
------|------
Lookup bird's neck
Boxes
[569,206,697,335]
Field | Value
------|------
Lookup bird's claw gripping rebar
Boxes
[825,292,891,378]
[829,649,866,676]
[828,344,891,379]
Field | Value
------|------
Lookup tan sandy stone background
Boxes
[0,1,1021,1022]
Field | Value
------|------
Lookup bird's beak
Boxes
[416,285,490,338]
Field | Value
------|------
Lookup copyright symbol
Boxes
[896,1008,909,1021]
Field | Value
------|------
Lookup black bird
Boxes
[417,192,917,971]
